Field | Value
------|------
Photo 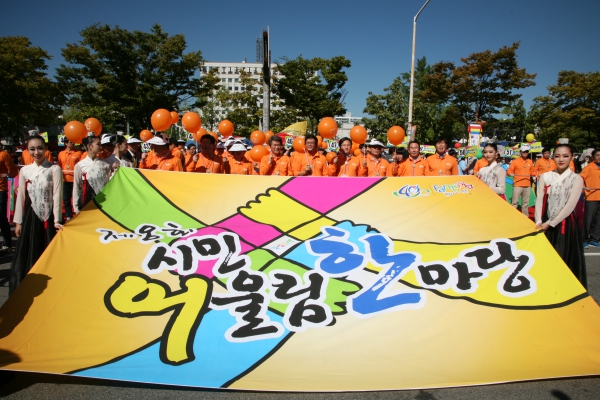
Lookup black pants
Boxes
[584,201,600,242]
[0,191,11,247]
[63,181,74,219]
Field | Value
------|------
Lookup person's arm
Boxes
[4,152,18,178]
[174,158,183,172]
[546,176,584,227]
[491,167,506,195]
[52,166,63,226]
[13,167,26,230]
[73,163,82,215]
[450,159,458,175]
[259,155,272,175]
[507,160,515,177]
[534,174,545,225]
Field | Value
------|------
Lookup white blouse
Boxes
[535,169,583,227]
[479,162,506,195]
[14,160,62,225]
[73,156,112,214]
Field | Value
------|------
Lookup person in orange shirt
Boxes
[57,138,82,221]
[292,134,327,176]
[228,143,256,175]
[169,137,185,164]
[139,136,183,172]
[215,142,225,158]
[329,138,362,177]
[473,158,488,175]
[360,139,389,177]
[195,134,224,174]
[184,144,198,172]
[260,136,292,176]
[401,141,427,176]
[507,144,534,217]
[425,138,458,176]
[0,143,18,250]
[532,147,556,177]
[387,147,408,177]
[580,149,600,247]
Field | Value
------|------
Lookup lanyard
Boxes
[199,153,213,173]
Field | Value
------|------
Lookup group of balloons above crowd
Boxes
[62,109,409,163]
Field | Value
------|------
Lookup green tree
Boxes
[0,36,62,137]
[274,55,351,133]
[362,57,462,143]
[196,67,225,132]
[421,42,536,127]
[220,69,263,137]
[56,23,203,134]
[530,71,600,147]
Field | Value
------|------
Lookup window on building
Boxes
[235,78,239,82]
[228,87,232,90]
[228,78,232,82]
[235,87,239,91]
[221,78,226,82]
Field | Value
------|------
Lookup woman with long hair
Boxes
[477,143,506,196]
[9,135,63,294]
[535,144,587,288]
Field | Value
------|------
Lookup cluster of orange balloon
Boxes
[250,130,266,145]
[64,121,88,144]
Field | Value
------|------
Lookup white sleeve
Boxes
[13,168,27,224]
[73,163,82,214]
[52,166,63,224]
[489,167,506,195]
[534,174,545,225]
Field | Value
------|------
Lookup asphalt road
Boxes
[0,248,599,399]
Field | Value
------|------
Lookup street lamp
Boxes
[407,0,431,141]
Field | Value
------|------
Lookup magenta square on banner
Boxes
[215,214,281,247]
[280,176,381,214]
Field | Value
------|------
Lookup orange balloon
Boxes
[170,111,180,125]
[318,117,338,139]
[351,142,360,152]
[353,149,362,157]
[249,145,269,162]
[326,151,337,164]
[64,121,88,144]
[151,109,172,132]
[317,135,323,147]
[350,125,368,144]
[387,126,406,146]
[182,112,202,133]
[193,128,208,142]
[293,136,305,153]
[264,130,274,143]
[84,118,102,136]
[322,141,329,150]
[140,130,154,142]
[250,130,266,145]
[218,120,235,137]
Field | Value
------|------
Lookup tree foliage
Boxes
[530,71,600,147]
[274,55,351,133]
[56,23,203,133]
[0,36,62,137]
[421,42,536,127]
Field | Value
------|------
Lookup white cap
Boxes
[146,136,168,145]
[520,144,530,152]
[229,143,247,152]
[224,137,236,146]
[368,139,385,147]
[216,142,225,149]
[127,137,142,144]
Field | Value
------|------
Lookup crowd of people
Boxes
[2,132,598,294]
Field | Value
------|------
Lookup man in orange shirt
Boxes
[425,138,458,176]
[329,137,362,177]
[184,144,198,172]
[169,138,185,164]
[228,143,255,175]
[195,134,224,173]
[401,141,427,176]
[532,147,556,178]
[507,144,534,217]
[0,143,18,250]
[581,149,600,247]
[58,138,83,221]
[260,136,292,176]
[292,134,327,176]
[139,136,183,171]
[360,139,389,177]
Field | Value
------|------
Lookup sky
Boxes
[2,0,599,119]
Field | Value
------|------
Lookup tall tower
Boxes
[256,36,263,63]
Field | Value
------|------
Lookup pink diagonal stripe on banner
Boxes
[215,214,281,247]
[280,176,380,214]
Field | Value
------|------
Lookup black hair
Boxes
[26,135,46,147]
[169,137,178,146]
[592,149,599,158]
[448,148,457,157]
[483,143,498,151]
[408,140,421,148]
[115,135,127,145]
[269,135,283,145]
[305,134,318,145]
[542,147,551,153]
[397,147,409,159]
[434,137,447,146]
[554,143,574,156]
[339,137,352,148]
[86,136,100,150]
[200,134,216,145]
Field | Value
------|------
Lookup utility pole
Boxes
[262,28,270,132]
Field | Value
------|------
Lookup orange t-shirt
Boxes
[292,151,327,176]
[58,149,83,183]
[473,159,488,174]
[425,153,458,176]
[0,151,18,192]
[140,152,182,171]
[401,157,427,177]
[533,157,556,176]
[228,159,255,175]
[386,160,407,177]
[171,148,185,164]
[580,163,600,201]
[329,154,362,177]
[360,155,389,177]
[21,149,54,165]
[184,153,197,172]
[507,157,534,187]
[259,154,292,176]
[195,153,224,173]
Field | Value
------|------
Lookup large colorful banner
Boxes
[1,170,600,391]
